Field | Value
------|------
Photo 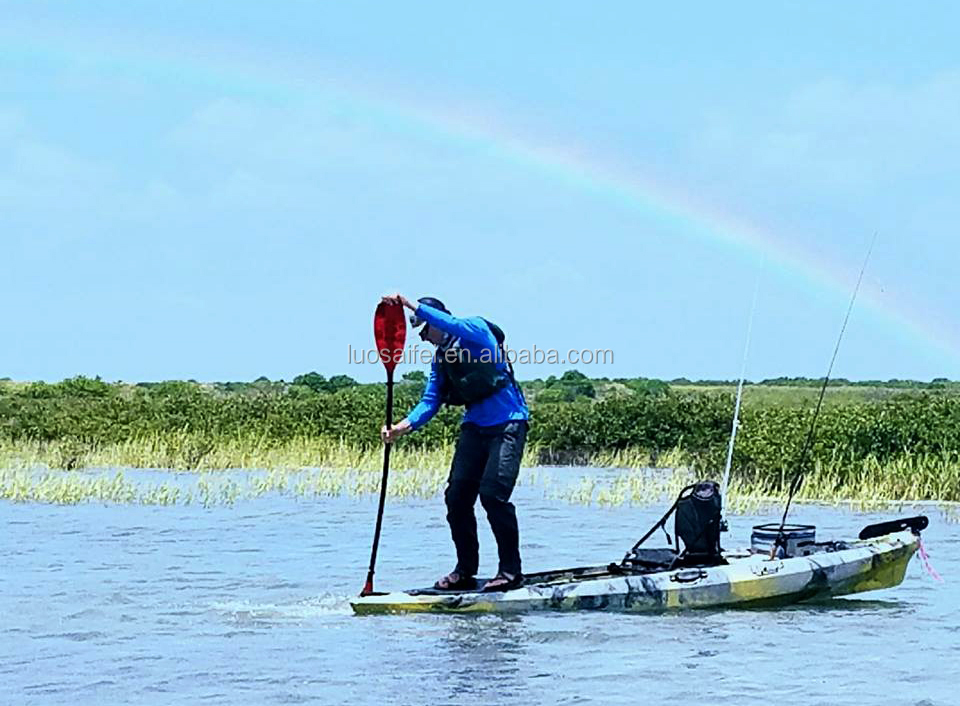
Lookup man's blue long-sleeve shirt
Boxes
[406,304,529,430]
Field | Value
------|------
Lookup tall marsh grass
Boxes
[1,434,956,508]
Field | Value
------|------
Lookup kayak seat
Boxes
[621,547,680,571]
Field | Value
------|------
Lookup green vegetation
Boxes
[0,373,958,505]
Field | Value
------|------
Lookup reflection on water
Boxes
[1,468,958,705]
[437,616,527,700]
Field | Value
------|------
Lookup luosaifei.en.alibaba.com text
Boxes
[348,343,614,366]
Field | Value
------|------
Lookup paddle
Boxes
[361,301,407,596]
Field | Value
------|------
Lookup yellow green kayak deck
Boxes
[350,530,918,615]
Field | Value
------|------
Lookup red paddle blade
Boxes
[374,302,407,373]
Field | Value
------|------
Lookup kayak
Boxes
[350,528,919,615]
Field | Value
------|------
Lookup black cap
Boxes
[410,296,449,328]
[417,296,448,313]
[411,296,449,338]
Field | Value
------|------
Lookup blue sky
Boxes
[2,2,958,383]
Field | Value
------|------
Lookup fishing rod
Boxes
[720,265,763,503]
[769,235,877,559]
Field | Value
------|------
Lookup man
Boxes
[380,294,529,592]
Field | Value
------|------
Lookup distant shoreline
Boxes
[1,375,958,505]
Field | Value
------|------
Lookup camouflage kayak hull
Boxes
[350,530,918,615]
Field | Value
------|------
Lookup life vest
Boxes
[438,319,516,407]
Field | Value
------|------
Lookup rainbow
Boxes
[4,22,958,367]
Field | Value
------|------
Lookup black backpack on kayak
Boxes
[618,481,726,571]
[674,481,723,565]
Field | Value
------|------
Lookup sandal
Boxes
[433,571,477,592]
[481,572,524,592]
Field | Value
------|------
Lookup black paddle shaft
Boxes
[363,369,394,595]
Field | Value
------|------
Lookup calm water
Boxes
[2,468,958,706]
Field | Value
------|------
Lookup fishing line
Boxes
[770,234,877,557]
[721,261,764,502]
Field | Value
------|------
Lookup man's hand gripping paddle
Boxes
[361,301,407,596]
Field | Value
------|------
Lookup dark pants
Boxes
[445,420,527,578]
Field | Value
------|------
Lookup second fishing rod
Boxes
[769,235,877,559]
